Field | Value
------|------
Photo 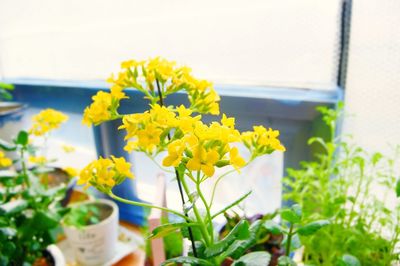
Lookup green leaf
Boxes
[30,211,59,230]
[337,254,361,266]
[16,131,29,146]
[281,204,302,224]
[277,255,296,266]
[149,222,198,239]
[0,82,14,90]
[297,220,330,236]
[204,219,249,258]
[0,199,28,215]
[232,251,271,266]
[161,256,213,266]
[212,191,252,219]
[0,139,16,151]
[263,220,283,235]
[0,171,18,183]
[396,179,400,198]
[0,227,17,238]
[219,220,263,260]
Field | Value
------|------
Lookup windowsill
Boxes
[4,77,342,105]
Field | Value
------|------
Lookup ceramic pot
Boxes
[63,199,119,265]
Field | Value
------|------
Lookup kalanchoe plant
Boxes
[79,57,286,265]
[0,109,72,265]
[283,103,400,266]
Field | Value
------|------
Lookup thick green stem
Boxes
[285,224,294,256]
[108,192,189,221]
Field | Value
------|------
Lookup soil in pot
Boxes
[32,250,55,266]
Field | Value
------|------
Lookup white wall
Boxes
[0,0,340,89]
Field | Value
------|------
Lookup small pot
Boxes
[34,245,66,266]
[62,199,119,265]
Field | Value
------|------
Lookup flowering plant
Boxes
[0,108,74,265]
[80,57,286,265]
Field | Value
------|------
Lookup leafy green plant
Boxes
[283,103,400,266]
[0,131,68,265]
[0,109,71,265]
[63,203,100,229]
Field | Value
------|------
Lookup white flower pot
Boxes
[63,199,119,265]
[47,244,66,266]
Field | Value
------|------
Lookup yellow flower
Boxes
[163,140,185,167]
[229,147,246,170]
[83,91,113,126]
[187,146,219,177]
[111,156,134,179]
[62,145,76,153]
[0,151,12,168]
[137,125,163,152]
[121,59,143,69]
[176,105,192,117]
[221,114,235,129]
[30,109,68,136]
[63,167,78,177]
[124,140,138,152]
[78,156,134,191]
[111,85,128,100]
[29,156,47,165]
[242,125,285,157]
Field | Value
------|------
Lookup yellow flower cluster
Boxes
[78,156,134,191]
[29,155,47,165]
[30,109,68,136]
[80,57,285,188]
[161,114,245,177]
[107,57,221,115]
[82,87,127,126]
[0,151,12,168]
[119,104,177,153]
[118,102,285,178]
[242,126,286,158]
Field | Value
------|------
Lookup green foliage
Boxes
[0,82,14,101]
[279,204,329,257]
[231,251,271,266]
[0,130,69,265]
[63,203,100,229]
[161,256,213,266]
[283,103,400,265]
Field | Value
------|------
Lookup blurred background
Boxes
[0,0,399,221]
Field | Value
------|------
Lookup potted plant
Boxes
[76,57,317,265]
[283,104,400,265]
[62,199,119,265]
[0,108,72,265]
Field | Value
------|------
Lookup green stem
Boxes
[20,148,30,187]
[346,163,364,228]
[180,173,211,246]
[209,161,251,208]
[195,171,214,243]
[108,192,189,221]
[285,223,294,256]
[144,153,174,173]
[210,191,252,220]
